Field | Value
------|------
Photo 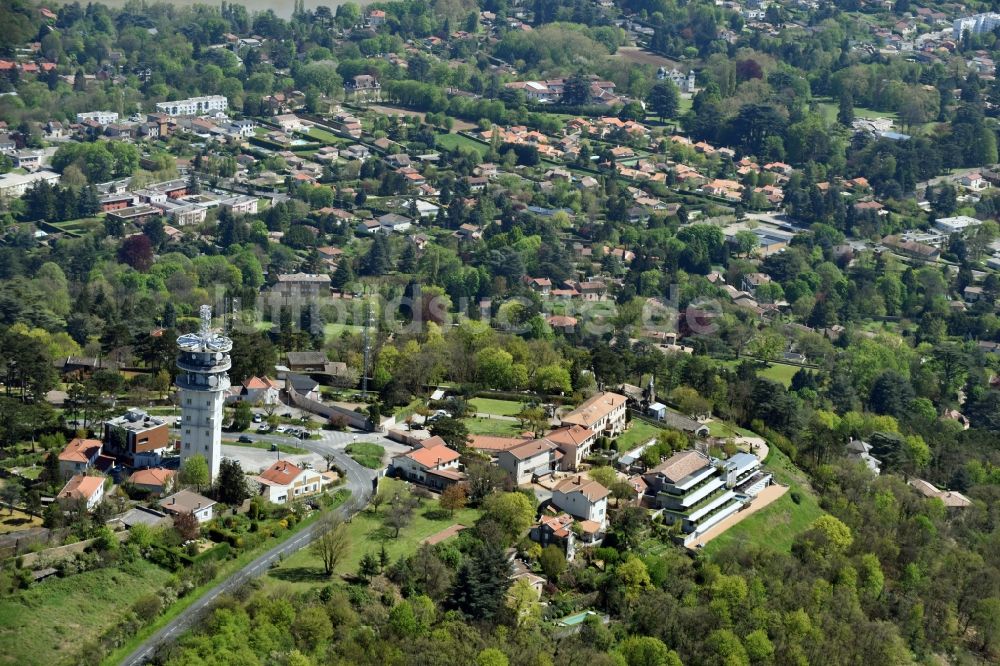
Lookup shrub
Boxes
[132,594,163,622]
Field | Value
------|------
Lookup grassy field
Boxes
[815,99,896,123]
[345,442,385,469]
[267,478,481,589]
[304,127,348,144]
[224,438,309,455]
[436,132,489,156]
[0,559,174,666]
[702,446,824,556]
[0,508,42,533]
[706,420,761,439]
[719,359,801,387]
[758,363,801,387]
[323,322,363,339]
[678,96,693,116]
[469,397,525,416]
[462,416,524,436]
[614,420,661,450]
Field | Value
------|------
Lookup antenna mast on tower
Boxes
[361,299,374,396]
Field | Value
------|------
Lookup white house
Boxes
[390,441,464,490]
[543,425,597,471]
[0,170,60,198]
[378,213,413,233]
[76,110,119,125]
[57,438,103,480]
[159,489,217,523]
[220,194,259,216]
[958,173,989,191]
[933,215,982,235]
[236,376,280,405]
[551,476,609,528]
[560,392,628,437]
[498,439,559,484]
[273,114,307,132]
[255,460,327,504]
[413,199,440,218]
[156,95,228,117]
[57,474,105,511]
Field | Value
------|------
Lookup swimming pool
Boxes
[556,610,596,626]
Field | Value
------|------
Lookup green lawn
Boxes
[614,420,661,450]
[0,559,174,666]
[702,447,824,556]
[267,478,481,590]
[304,127,348,144]
[462,416,523,436]
[323,322,363,339]
[758,363,801,387]
[707,420,761,439]
[469,397,525,416]
[815,99,897,123]
[718,359,801,387]
[436,132,489,156]
[345,442,385,469]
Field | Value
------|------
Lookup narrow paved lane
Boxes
[120,446,376,665]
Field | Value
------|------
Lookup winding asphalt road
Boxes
[119,435,377,666]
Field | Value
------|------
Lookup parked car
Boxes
[252,413,263,423]
[238,435,253,443]
[275,426,288,433]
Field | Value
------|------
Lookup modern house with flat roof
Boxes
[104,408,172,467]
[645,449,769,544]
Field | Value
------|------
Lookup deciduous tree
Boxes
[310,513,349,576]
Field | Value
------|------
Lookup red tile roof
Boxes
[258,460,302,485]
[58,438,102,463]
[561,392,626,429]
[58,474,104,501]
[544,425,593,447]
[128,468,175,488]
[553,475,610,502]
[468,435,533,452]
[405,444,460,468]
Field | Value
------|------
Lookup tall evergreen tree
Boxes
[361,234,392,276]
[648,81,680,122]
[447,540,512,622]
[332,259,355,290]
[837,89,855,126]
[215,458,249,505]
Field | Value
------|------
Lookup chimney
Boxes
[171,497,175,504]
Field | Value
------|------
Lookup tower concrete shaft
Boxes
[176,305,232,483]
